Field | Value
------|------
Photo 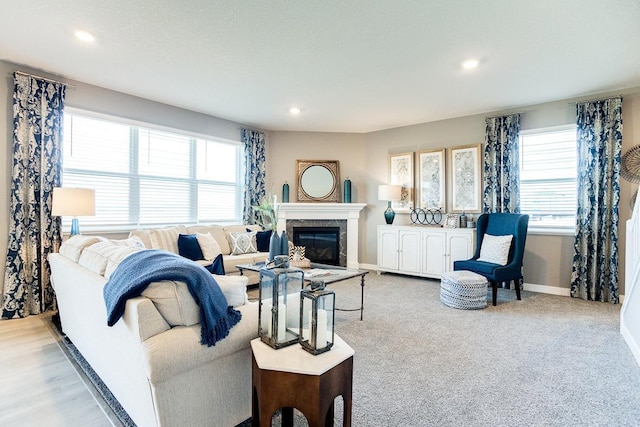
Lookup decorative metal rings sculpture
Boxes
[410,208,443,225]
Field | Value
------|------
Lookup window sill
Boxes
[527,227,575,237]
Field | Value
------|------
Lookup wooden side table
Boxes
[251,335,354,427]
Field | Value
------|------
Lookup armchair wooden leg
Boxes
[492,282,497,306]
[515,279,522,301]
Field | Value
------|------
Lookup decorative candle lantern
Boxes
[299,281,335,355]
[258,266,304,349]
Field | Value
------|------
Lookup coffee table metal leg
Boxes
[359,275,365,321]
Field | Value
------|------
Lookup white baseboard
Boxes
[361,268,625,301]
[522,282,571,296]
[359,263,377,271]
[621,320,640,367]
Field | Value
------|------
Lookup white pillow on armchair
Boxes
[477,234,513,265]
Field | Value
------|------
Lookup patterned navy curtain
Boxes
[483,114,521,213]
[571,97,622,303]
[241,129,266,224]
[2,73,66,318]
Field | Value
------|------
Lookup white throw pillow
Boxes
[478,234,513,265]
[196,232,222,261]
[213,274,249,307]
[229,231,258,255]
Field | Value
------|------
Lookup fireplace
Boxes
[277,202,366,269]
[293,226,341,266]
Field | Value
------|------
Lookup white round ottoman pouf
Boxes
[440,270,489,310]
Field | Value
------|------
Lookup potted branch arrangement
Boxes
[252,194,288,264]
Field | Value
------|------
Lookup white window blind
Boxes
[62,111,243,231]
[519,126,577,232]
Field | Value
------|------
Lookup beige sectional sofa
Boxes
[49,232,263,427]
[129,223,269,285]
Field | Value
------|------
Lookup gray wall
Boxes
[2,58,639,296]
[0,59,255,295]
[269,89,640,295]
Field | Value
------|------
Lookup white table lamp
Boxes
[378,184,402,224]
[52,187,96,235]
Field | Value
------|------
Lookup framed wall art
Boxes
[417,149,446,209]
[449,144,482,213]
[444,213,459,228]
[388,152,414,212]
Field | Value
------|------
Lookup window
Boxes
[62,110,243,231]
[519,126,577,233]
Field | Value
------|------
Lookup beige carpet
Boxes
[249,271,640,426]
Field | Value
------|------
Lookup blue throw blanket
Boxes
[103,250,241,347]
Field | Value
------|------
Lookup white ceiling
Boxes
[1,1,639,133]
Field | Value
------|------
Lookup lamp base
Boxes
[384,202,396,224]
[70,218,81,236]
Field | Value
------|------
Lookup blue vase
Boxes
[279,230,289,256]
[269,232,281,262]
[343,178,351,203]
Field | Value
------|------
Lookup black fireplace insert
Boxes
[292,226,340,266]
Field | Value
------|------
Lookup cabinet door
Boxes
[447,232,474,271]
[422,231,446,276]
[398,230,421,273]
[378,229,399,271]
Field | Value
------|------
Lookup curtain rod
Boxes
[484,112,524,120]
[13,70,75,87]
[568,95,623,105]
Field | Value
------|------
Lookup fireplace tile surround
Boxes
[276,203,366,269]
[288,221,346,266]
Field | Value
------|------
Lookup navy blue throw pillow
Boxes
[178,234,204,261]
[205,253,226,275]
[249,228,272,252]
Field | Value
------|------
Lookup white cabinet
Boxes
[377,225,475,279]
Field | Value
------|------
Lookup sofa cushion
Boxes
[149,225,187,254]
[59,235,102,262]
[214,274,249,307]
[250,228,272,252]
[78,240,143,277]
[195,232,222,261]
[128,228,152,249]
[177,234,204,261]
[204,254,226,275]
[224,224,261,252]
[187,225,230,255]
[229,231,258,255]
[141,274,249,327]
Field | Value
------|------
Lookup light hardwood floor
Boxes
[0,313,116,426]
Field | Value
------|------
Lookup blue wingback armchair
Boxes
[453,213,529,306]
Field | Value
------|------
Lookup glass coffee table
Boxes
[236,262,369,320]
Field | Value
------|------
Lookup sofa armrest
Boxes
[141,302,259,383]
[122,297,171,342]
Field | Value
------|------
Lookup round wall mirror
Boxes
[296,160,341,202]
[301,165,334,198]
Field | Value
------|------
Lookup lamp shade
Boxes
[378,184,402,201]
[52,188,96,216]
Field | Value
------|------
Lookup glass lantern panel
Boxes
[259,268,304,349]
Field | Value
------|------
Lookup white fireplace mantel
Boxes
[276,203,366,269]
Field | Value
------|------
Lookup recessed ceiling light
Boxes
[462,59,479,70]
[289,107,301,115]
[74,30,95,43]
